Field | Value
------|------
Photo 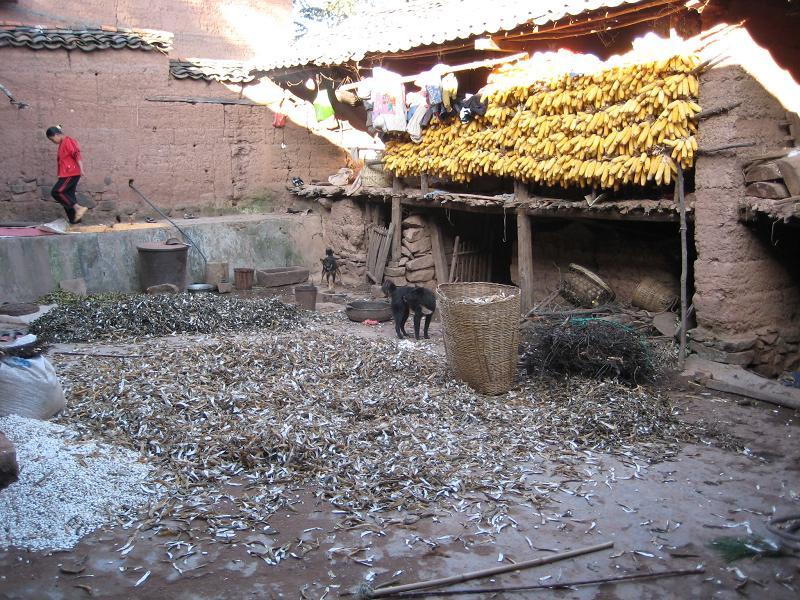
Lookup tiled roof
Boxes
[0,24,173,52]
[265,0,650,71]
[170,59,257,83]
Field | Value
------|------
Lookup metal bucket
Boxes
[137,242,189,292]
[234,268,254,290]
[295,284,318,310]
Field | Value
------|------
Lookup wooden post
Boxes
[391,196,402,262]
[448,236,460,282]
[676,165,688,369]
[392,174,403,193]
[514,181,534,315]
[428,218,448,286]
[421,172,429,195]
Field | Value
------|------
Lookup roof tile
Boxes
[0,25,173,52]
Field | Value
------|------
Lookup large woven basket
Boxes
[559,264,615,308]
[437,282,521,395]
[632,277,679,312]
[361,163,392,187]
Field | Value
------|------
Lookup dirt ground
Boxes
[1,293,799,600]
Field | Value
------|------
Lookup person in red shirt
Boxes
[46,126,90,224]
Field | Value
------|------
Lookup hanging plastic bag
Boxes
[313,89,335,122]
[272,112,287,128]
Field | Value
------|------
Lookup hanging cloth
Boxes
[441,72,458,111]
[371,67,406,132]
[313,88,335,122]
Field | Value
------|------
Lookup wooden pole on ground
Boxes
[676,164,688,369]
[514,181,534,315]
[365,541,614,598]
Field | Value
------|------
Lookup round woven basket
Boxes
[632,277,678,312]
[436,282,521,396]
[559,264,615,308]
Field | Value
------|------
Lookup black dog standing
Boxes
[382,279,436,340]
[321,248,340,291]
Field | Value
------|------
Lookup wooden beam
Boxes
[391,196,402,262]
[676,165,688,370]
[428,218,448,286]
[146,95,261,106]
[420,172,429,195]
[515,181,534,315]
[337,52,528,91]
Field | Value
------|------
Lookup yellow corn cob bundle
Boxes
[383,53,701,189]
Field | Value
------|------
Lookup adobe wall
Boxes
[0,46,347,224]
[0,0,292,59]
[693,65,800,377]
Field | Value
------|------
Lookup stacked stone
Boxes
[384,214,437,289]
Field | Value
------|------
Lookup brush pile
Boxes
[523,318,656,383]
[30,292,301,342]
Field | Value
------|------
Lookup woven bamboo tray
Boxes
[437,282,520,395]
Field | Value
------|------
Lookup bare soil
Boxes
[1,297,798,600]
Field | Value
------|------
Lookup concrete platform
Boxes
[0,213,325,303]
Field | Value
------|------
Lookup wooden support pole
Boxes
[515,180,534,314]
[676,165,688,369]
[448,235,460,282]
[391,196,402,262]
[517,208,535,315]
[421,172,429,195]
[428,218,448,286]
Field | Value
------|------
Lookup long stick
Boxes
[0,82,28,109]
[367,542,613,598]
[390,566,705,597]
[676,164,688,370]
[128,179,208,266]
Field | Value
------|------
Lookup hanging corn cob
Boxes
[383,54,701,189]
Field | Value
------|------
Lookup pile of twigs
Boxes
[523,317,657,383]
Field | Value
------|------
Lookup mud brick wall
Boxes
[0,0,348,223]
[0,0,292,58]
[692,65,800,377]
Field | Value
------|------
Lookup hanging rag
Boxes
[441,72,458,110]
[371,67,406,132]
[313,88,335,122]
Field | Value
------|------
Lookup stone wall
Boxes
[691,65,800,377]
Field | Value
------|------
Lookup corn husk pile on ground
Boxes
[53,326,739,563]
[384,53,700,187]
[30,292,302,343]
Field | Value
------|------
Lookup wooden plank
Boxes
[428,218,448,285]
[391,196,402,261]
[448,236,460,282]
[516,209,534,315]
[374,221,395,283]
[146,95,261,106]
[365,225,381,281]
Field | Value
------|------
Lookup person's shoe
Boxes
[73,205,89,223]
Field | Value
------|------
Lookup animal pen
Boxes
[2,1,800,599]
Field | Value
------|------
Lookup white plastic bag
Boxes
[0,356,65,419]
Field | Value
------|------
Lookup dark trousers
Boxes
[51,176,80,223]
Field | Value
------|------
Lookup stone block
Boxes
[216,281,233,293]
[403,236,432,255]
[146,283,179,294]
[402,214,425,228]
[398,256,409,266]
[0,431,18,491]
[776,154,800,196]
[370,284,385,299]
[744,161,782,182]
[59,278,87,296]
[403,227,426,243]
[688,341,755,365]
[406,267,435,283]
[745,181,790,199]
[401,245,413,258]
[384,266,406,278]
[406,254,434,271]
[205,262,229,286]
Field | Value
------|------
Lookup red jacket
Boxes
[57,136,82,178]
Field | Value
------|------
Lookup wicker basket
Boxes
[632,277,679,312]
[361,163,392,187]
[559,264,615,308]
[437,282,521,395]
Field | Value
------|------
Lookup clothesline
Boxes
[337,52,528,91]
